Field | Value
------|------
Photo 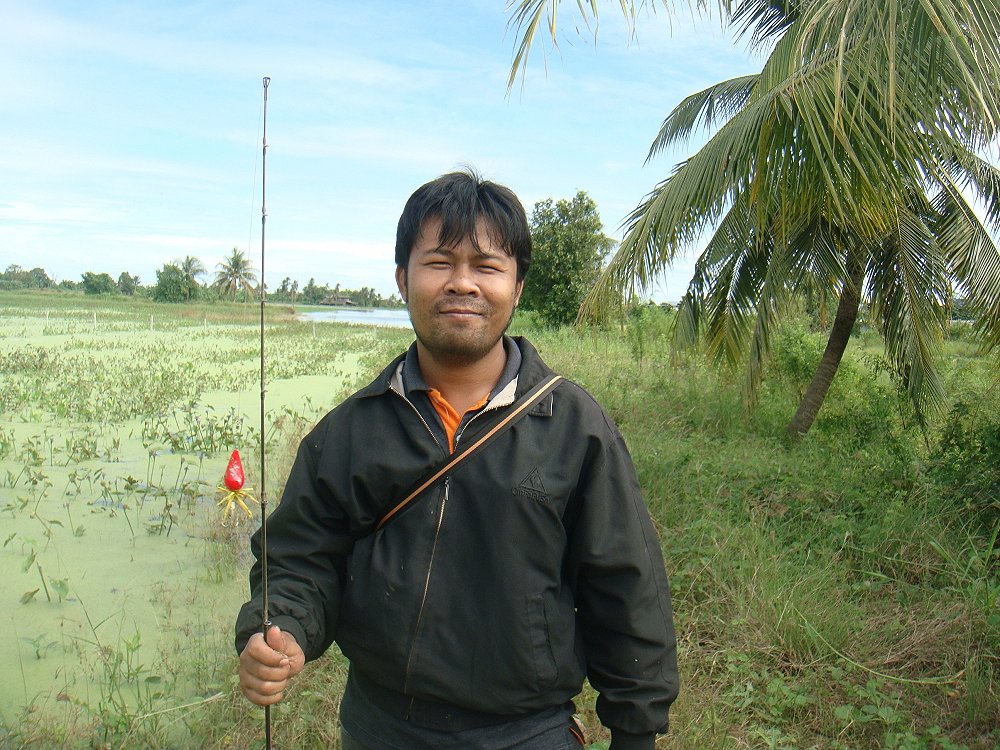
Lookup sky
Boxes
[1,0,761,302]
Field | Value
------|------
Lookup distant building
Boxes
[319,295,357,307]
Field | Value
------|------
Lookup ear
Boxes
[395,266,408,303]
[513,279,524,308]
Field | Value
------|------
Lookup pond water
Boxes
[299,307,412,329]
[0,305,371,738]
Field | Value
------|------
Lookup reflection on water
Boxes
[299,308,412,329]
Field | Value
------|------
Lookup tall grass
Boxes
[524,309,998,750]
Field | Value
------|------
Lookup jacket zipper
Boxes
[388,383,450,706]
[389,382,445,454]
[453,397,509,449]
[403,476,449,702]
[389,385,513,707]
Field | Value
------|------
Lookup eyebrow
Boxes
[422,243,512,262]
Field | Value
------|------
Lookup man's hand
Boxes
[239,625,306,706]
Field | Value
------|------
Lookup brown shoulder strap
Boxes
[375,374,563,531]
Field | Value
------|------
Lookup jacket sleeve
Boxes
[234,421,355,660]
[565,410,679,748]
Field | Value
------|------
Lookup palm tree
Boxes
[177,255,206,301]
[212,248,258,302]
[510,0,1000,437]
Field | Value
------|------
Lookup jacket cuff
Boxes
[610,729,656,750]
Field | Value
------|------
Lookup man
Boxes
[236,170,679,750]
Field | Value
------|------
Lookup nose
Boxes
[444,263,479,296]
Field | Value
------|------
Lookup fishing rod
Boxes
[258,74,273,750]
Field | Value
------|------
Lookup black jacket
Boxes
[236,337,678,748]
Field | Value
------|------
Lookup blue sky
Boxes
[2,1,760,302]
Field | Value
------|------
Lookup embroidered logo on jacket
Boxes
[513,468,549,504]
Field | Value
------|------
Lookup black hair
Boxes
[395,168,532,281]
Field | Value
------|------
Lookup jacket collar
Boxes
[353,335,554,403]
[401,336,521,401]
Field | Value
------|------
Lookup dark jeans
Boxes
[339,672,584,750]
[341,723,583,750]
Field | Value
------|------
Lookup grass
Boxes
[1,292,997,749]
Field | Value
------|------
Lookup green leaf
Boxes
[21,550,36,573]
[20,589,39,604]
[50,578,69,600]
[834,704,856,722]
[3,532,15,547]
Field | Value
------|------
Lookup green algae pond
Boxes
[0,292,411,746]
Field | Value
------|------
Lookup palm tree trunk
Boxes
[786,252,865,439]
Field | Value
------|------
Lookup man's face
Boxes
[396,216,523,367]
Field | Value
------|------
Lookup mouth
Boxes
[437,307,484,317]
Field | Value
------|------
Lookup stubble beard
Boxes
[411,304,516,368]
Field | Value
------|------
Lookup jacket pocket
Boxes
[336,532,411,679]
[526,593,559,689]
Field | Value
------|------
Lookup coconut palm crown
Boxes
[212,248,258,302]
[177,255,206,301]
[511,0,1000,436]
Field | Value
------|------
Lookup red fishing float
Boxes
[217,449,259,526]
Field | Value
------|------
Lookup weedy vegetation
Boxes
[0,291,409,748]
[1,291,997,749]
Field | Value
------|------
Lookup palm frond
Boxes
[866,208,948,416]
[506,0,669,88]
[741,207,846,405]
[647,75,759,159]
[702,217,771,369]
[793,213,845,291]
[945,147,1000,234]
[656,195,757,349]
[506,0,560,89]
[931,162,1000,350]
[589,37,896,316]
[665,197,760,360]
[726,0,801,50]
[517,0,1000,423]
[795,0,1000,132]
[740,224,799,407]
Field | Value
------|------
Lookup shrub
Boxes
[929,400,1000,531]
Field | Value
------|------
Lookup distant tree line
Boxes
[272,277,402,308]
[0,248,403,308]
[1,265,59,291]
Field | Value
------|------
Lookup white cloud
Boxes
[0,200,108,225]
